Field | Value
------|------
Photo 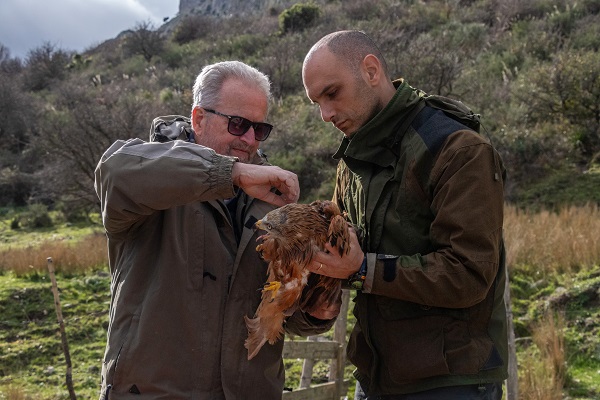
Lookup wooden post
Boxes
[299,336,318,388]
[504,266,518,400]
[329,289,350,399]
[47,257,77,400]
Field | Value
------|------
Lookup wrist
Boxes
[348,255,367,290]
[231,161,241,186]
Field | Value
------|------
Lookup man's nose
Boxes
[240,127,257,144]
[320,106,334,123]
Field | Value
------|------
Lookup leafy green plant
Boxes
[279,3,321,34]
[21,203,53,229]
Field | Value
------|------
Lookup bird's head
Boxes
[255,206,291,238]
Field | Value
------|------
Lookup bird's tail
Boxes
[244,301,286,360]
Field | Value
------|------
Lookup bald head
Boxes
[304,30,389,78]
[302,30,397,136]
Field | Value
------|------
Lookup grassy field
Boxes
[1,205,599,399]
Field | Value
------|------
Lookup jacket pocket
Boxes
[384,321,450,382]
[373,297,492,382]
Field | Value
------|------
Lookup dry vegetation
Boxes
[519,312,567,400]
[4,203,598,278]
[504,203,600,274]
[0,232,107,276]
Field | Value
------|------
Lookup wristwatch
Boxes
[348,255,368,290]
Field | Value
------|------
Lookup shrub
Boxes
[279,3,321,34]
[0,167,36,207]
[172,15,215,44]
[21,203,53,229]
[23,42,70,91]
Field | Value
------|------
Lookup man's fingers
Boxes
[271,172,299,203]
[264,191,288,207]
[233,163,299,206]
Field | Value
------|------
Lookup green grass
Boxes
[0,270,110,399]
[510,265,600,399]
[0,210,103,252]
[513,167,600,211]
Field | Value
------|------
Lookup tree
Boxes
[123,20,165,62]
[259,33,306,98]
[396,22,488,96]
[23,42,70,91]
[0,43,22,74]
[518,50,600,160]
[32,76,162,211]
[0,75,34,154]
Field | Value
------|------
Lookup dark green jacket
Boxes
[333,80,508,395]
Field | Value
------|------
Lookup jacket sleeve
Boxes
[365,131,506,309]
[283,309,337,336]
[94,138,237,235]
[282,274,341,335]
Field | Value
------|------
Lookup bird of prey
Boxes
[244,200,350,360]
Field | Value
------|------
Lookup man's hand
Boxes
[307,226,364,279]
[232,162,300,206]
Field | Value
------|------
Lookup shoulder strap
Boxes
[422,94,481,133]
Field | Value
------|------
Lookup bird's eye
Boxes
[266,223,272,230]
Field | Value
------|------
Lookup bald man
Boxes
[302,30,508,400]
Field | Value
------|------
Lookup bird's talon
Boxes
[262,281,281,300]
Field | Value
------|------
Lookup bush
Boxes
[21,203,53,229]
[279,3,321,34]
[23,42,70,92]
[172,15,215,44]
[0,167,36,207]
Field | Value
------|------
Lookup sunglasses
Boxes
[204,108,273,141]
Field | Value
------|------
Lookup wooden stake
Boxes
[504,266,519,400]
[47,257,77,400]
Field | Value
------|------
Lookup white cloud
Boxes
[0,0,179,59]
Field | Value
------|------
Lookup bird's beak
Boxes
[254,219,263,231]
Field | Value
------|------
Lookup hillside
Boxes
[0,0,599,214]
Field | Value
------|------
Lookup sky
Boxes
[0,0,180,60]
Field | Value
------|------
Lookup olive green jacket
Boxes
[333,81,508,395]
[94,120,336,399]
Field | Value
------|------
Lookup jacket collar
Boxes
[333,79,422,167]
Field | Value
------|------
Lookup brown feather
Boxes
[244,200,350,360]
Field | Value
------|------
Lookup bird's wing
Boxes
[328,214,351,257]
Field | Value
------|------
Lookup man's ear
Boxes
[191,106,204,134]
[361,54,382,86]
